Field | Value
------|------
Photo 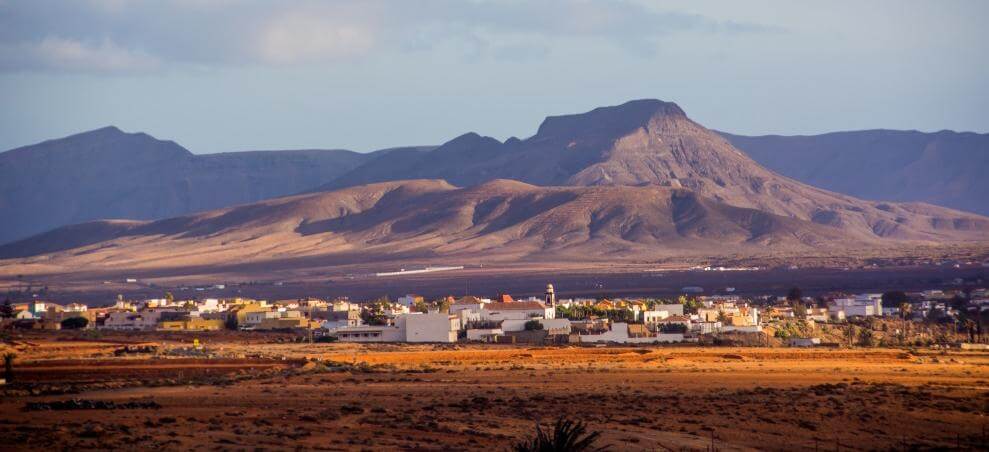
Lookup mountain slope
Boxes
[0,127,378,243]
[1,179,986,275]
[721,130,989,216]
[319,100,985,242]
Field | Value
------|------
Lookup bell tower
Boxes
[545,283,556,307]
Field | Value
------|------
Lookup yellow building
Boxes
[158,319,225,331]
[254,317,318,330]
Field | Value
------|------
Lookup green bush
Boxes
[524,320,543,331]
[60,317,89,330]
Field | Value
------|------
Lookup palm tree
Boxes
[513,417,608,452]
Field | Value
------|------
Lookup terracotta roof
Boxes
[659,315,690,322]
[482,301,546,311]
[453,296,484,305]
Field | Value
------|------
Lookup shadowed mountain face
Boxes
[720,130,989,216]
[0,127,380,243]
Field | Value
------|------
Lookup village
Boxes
[3,283,988,348]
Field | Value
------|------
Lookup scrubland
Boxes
[1,332,988,450]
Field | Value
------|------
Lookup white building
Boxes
[477,301,554,322]
[501,318,571,334]
[101,311,162,330]
[197,298,220,313]
[578,323,684,344]
[335,325,403,342]
[641,310,672,324]
[336,312,459,343]
[397,312,460,343]
[319,310,361,331]
[652,304,684,316]
[830,294,882,317]
[243,309,301,328]
[466,328,503,342]
[397,294,423,308]
[64,303,88,312]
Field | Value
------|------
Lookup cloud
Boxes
[0,0,773,73]
[0,37,160,73]
[256,7,378,64]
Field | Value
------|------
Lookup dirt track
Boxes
[1,336,988,450]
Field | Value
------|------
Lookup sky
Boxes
[1,0,987,154]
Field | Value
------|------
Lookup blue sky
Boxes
[1,0,986,153]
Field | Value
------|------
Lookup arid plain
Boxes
[2,332,988,451]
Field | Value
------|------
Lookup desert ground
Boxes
[2,332,989,450]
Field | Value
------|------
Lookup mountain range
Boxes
[721,129,989,216]
[0,126,431,243]
[1,99,986,278]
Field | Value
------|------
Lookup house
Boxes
[449,296,486,313]
[330,299,357,312]
[397,312,460,343]
[226,303,269,327]
[477,301,554,322]
[466,328,503,342]
[197,298,221,312]
[397,294,424,308]
[336,312,459,343]
[158,319,225,331]
[652,304,685,316]
[14,310,35,320]
[248,310,313,330]
[64,303,88,312]
[788,337,822,347]
[335,325,403,342]
[692,321,723,334]
[243,309,300,328]
[569,319,610,335]
[318,310,362,331]
[805,307,830,322]
[28,301,49,316]
[101,311,162,330]
[829,295,882,318]
[501,318,571,334]
[578,322,684,344]
[642,309,672,324]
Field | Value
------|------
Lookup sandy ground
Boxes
[1,334,989,450]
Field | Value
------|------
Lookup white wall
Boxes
[642,310,671,323]
[653,304,684,316]
[578,323,684,344]
[399,312,459,343]
[336,326,403,342]
[501,318,571,333]
[466,328,503,341]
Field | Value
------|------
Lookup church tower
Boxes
[545,283,556,307]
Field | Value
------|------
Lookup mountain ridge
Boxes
[0,126,386,243]
[3,99,987,262]
[720,129,989,216]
